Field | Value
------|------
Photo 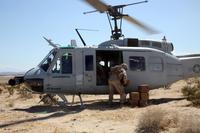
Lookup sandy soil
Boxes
[0,76,200,133]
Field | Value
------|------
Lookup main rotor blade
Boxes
[125,0,148,7]
[84,0,108,12]
[113,0,148,8]
[83,10,99,14]
[123,15,159,34]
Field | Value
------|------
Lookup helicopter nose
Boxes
[24,79,43,93]
[24,67,44,93]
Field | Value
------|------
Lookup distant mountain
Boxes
[0,72,25,76]
[0,67,25,76]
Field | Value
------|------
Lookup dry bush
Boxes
[7,86,15,95]
[136,108,178,133]
[17,84,33,99]
[160,112,179,131]
[177,115,200,133]
[0,84,7,94]
[2,83,33,98]
[3,84,20,96]
[182,78,200,107]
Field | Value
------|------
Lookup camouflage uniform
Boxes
[108,63,129,105]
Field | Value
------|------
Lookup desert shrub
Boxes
[18,84,33,99]
[182,78,200,107]
[136,108,178,133]
[4,83,32,98]
[7,86,14,95]
[4,84,20,96]
[0,84,8,94]
[136,108,165,133]
[177,115,200,133]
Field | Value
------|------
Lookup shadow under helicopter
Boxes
[13,99,123,113]
[0,97,185,128]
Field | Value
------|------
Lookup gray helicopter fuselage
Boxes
[23,45,200,95]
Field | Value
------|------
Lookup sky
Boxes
[0,0,200,72]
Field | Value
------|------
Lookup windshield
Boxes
[39,49,57,72]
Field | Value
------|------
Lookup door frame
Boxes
[45,49,76,94]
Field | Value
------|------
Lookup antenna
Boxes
[75,29,87,46]
[43,37,60,48]
[75,28,99,46]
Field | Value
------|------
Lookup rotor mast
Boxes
[84,0,158,40]
[107,7,125,40]
[107,0,148,40]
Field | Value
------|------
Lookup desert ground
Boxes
[0,76,200,133]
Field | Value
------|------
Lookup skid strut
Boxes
[71,93,84,108]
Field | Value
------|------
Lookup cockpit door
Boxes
[45,50,76,94]
[83,49,96,93]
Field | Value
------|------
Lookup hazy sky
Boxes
[0,0,200,72]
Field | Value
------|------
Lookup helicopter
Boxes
[8,0,200,106]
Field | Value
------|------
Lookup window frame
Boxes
[129,56,146,71]
[61,53,73,74]
[85,55,94,71]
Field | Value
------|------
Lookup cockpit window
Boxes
[49,52,73,74]
[40,50,57,72]
[61,53,72,74]
[52,58,61,73]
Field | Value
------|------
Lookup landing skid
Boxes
[58,93,84,108]
[58,94,69,104]
[39,93,84,108]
